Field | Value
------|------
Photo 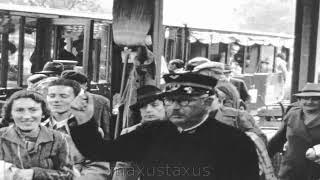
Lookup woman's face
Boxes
[11,98,43,131]
[140,99,166,122]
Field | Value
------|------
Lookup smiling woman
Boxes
[0,90,74,180]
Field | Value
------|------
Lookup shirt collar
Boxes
[177,113,209,133]
[1,125,54,146]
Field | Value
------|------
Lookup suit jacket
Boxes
[69,116,259,180]
[43,118,111,180]
[230,78,250,102]
[91,92,111,140]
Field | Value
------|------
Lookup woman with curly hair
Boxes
[0,90,74,180]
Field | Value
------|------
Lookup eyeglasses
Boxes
[163,95,209,107]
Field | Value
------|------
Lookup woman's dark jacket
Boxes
[69,115,259,180]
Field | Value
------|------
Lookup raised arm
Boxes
[69,118,152,162]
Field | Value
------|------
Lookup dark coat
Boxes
[278,108,320,180]
[230,78,250,102]
[69,116,259,180]
[91,92,111,140]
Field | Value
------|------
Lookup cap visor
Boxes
[35,71,55,74]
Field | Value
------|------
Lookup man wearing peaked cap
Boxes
[67,72,259,180]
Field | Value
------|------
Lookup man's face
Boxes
[164,94,209,128]
[47,85,76,114]
[299,96,320,112]
[140,99,166,122]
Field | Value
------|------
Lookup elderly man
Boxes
[277,83,320,180]
[68,72,259,180]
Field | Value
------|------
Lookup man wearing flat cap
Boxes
[35,61,64,77]
[67,72,259,180]
[273,83,320,180]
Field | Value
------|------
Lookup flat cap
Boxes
[61,70,88,84]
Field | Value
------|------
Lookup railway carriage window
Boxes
[93,21,112,83]
[5,16,35,87]
[22,18,36,86]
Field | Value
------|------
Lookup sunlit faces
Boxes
[140,99,166,122]
[47,86,76,114]
[299,96,320,112]
[164,95,208,128]
[11,98,43,132]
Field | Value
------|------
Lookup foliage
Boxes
[2,0,109,13]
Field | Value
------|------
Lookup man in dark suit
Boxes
[224,64,250,103]
[68,72,259,180]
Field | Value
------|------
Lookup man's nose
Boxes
[145,104,153,111]
[171,101,182,109]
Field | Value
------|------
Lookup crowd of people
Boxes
[0,47,319,180]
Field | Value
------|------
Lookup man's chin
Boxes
[169,116,185,123]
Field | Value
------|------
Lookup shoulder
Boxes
[121,124,142,135]
[207,117,254,146]
[90,93,110,104]
[136,120,176,134]
[230,78,243,83]
[0,126,10,136]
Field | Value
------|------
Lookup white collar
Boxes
[50,114,74,134]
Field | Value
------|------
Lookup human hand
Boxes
[70,91,94,125]
[283,141,288,152]
[306,144,320,163]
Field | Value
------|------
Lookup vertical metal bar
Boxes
[0,33,9,88]
[17,16,25,87]
[83,20,94,86]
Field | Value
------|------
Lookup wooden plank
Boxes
[83,20,94,85]
[17,16,25,87]
[0,33,9,87]
[291,0,319,102]
[153,0,164,87]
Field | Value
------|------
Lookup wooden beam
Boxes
[153,0,164,87]
[17,17,25,87]
[52,18,88,25]
[291,0,319,101]
[83,20,94,84]
[0,33,9,87]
